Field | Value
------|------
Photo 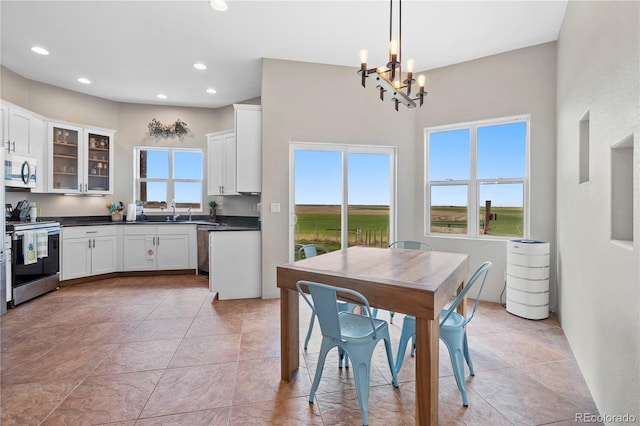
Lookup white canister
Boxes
[29,204,38,222]
[126,204,137,222]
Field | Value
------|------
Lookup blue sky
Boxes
[294,151,391,205]
[144,150,202,205]
[429,121,526,207]
[140,121,524,208]
[293,121,525,207]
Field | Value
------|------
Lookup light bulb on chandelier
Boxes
[357,0,427,111]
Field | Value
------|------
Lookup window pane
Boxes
[478,183,524,237]
[348,153,390,247]
[477,121,526,179]
[140,182,167,208]
[429,129,470,181]
[294,150,342,253]
[140,149,169,179]
[174,182,202,208]
[430,185,468,234]
[174,151,202,179]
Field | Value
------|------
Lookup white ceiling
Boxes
[1,1,567,109]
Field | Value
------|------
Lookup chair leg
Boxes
[304,311,315,350]
[383,336,399,387]
[444,339,469,406]
[394,319,415,375]
[462,332,474,376]
[338,347,350,369]
[353,359,372,426]
[309,340,333,403]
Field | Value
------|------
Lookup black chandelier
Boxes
[357,0,427,111]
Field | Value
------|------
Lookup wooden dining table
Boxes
[276,245,470,425]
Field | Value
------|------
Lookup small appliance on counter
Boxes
[9,200,31,222]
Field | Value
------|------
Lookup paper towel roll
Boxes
[126,204,137,222]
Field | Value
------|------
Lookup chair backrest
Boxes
[296,280,377,340]
[389,240,433,251]
[440,261,492,327]
[299,244,330,259]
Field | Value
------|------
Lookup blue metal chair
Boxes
[394,261,492,406]
[298,244,359,355]
[297,280,399,426]
[298,243,330,260]
[378,240,433,323]
[388,240,433,251]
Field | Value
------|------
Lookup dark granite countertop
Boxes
[37,215,260,231]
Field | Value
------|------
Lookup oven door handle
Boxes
[12,229,61,240]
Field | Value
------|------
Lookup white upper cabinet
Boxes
[0,103,7,148]
[3,102,45,157]
[234,104,261,193]
[84,127,114,195]
[48,121,115,195]
[207,130,237,195]
[2,101,47,192]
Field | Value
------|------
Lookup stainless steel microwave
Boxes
[5,154,37,189]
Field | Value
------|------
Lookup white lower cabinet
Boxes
[122,225,194,271]
[210,230,261,300]
[61,226,117,280]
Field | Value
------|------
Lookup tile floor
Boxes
[0,274,601,425]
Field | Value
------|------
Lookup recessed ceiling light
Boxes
[193,63,207,71]
[77,77,91,84]
[157,94,167,99]
[206,88,217,94]
[31,46,49,55]
[209,0,228,12]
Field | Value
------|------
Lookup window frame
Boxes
[133,146,204,212]
[424,115,530,239]
[289,142,397,261]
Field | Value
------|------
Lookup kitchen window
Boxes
[134,147,203,211]
[425,116,529,238]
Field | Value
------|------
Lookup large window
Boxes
[425,116,528,238]
[134,147,203,211]
[290,143,396,260]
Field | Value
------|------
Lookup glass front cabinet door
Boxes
[48,122,114,194]
[49,122,82,193]
[84,128,114,194]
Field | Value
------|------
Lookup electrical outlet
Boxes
[270,203,280,213]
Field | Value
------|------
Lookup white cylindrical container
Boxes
[506,239,550,320]
[126,204,137,222]
[29,203,38,222]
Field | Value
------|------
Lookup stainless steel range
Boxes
[6,221,60,307]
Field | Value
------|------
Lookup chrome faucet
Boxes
[188,207,192,221]
[171,200,180,221]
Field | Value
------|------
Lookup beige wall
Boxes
[556,1,639,418]
[412,43,558,307]
[260,46,557,303]
[260,58,415,299]
[1,65,260,217]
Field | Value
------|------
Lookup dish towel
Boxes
[36,230,49,259]
[22,232,37,265]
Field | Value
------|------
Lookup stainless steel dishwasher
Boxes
[197,225,212,274]
[197,223,228,274]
